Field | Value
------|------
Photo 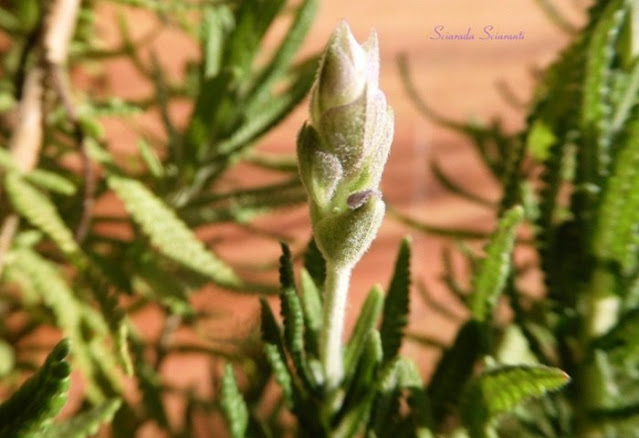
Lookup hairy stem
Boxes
[320,261,352,390]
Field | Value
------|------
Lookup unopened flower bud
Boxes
[298,21,394,266]
[312,22,368,119]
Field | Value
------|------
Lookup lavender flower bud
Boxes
[298,21,394,266]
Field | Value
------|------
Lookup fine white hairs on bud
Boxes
[298,20,393,267]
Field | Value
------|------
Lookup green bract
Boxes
[298,20,394,266]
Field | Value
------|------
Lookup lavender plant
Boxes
[2,0,635,437]
[221,21,569,438]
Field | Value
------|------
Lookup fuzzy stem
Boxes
[320,261,353,390]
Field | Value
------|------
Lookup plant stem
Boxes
[320,261,353,390]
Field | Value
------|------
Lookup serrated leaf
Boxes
[107,174,240,288]
[260,298,301,409]
[344,285,384,377]
[460,365,570,438]
[279,243,315,390]
[593,117,639,273]
[221,364,249,438]
[41,399,121,438]
[0,339,71,438]
[380,237,412,363]
[5,173,80,256]
[580,0,627,180]
[428,320,485,425]
[5,249,109,401]
[470,206,524,322]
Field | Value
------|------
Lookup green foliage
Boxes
[460,365,570,438]
[0,339,71,438]
[380,236,412,362]
[4,173,80,257]
[470,206,524,322]
[344,286,384,375]
[0,0,318,435]
[107,174,240,289]
[5,0,639,436]
[247,242,428,437]
[41,399,121,438]
[220,364,249,438]
[399,0,639,436]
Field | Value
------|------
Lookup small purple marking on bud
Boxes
[347,189,380,209]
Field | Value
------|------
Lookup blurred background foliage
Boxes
[3,0,639,437]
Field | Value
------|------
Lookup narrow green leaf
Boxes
[87,273,132,378]
[470,206,524,322]
[397,358,434,435]
[243,0,318,113]
[336,330,383,438]
[344,285,384,376]
[388,208,492,240]
[593,117,639,272]
[300,268,322,355]
[201,6,233,79]
[304,238,326,288]
[244,150,299,172]
[222,0,285,81]
[380,237,412,362]
[25,170,76,196]
[0,339,71,438]
[427,320,485,424]
[129,334,169,429]
[210,57,317,159]
[107,174,240,288]
[5,173,80,256]
[279,243,316,390]
[0,152,77,195]
[611,59,639,134]
[263,343,295,409]
[430,159,494,207]
[460,365,570,438]
[136,138,164,178]
[41,399,121,438]
[221,364,249,438]
[260,298,300,408]
[5,249,103,400]
[580,0,627,180]
[183,179,306,225]
[370,359,404,437]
